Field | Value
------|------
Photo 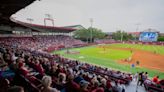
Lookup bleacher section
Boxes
[0,37,163,92]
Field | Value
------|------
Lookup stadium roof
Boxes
[11,17,76,33]
[127,32,140,35]
[0,0,35,27]
[0,0,76,33]
[64,25,86,30]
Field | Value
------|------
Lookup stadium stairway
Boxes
[126,81,146,92]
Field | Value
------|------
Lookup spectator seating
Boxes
[0,36,163,92]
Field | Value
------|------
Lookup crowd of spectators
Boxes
[0,36,163,92]
[0,35,86,52]
[0,45,130,92]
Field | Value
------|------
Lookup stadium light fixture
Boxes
[26,18,34,24]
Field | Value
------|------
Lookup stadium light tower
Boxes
[26,18,34,24]
[45,14,51,18]
[135,23,141,41]
[136,23,141,31]
[121,31,123,42]
[44,14,54,27]
[90,18,93,43]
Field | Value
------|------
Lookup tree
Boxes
[88,27,106,39]
[112,30,122,41]
[73,28,90,42]
[158,36,164,41]
[73,27,106,42]
[112,30,135,41]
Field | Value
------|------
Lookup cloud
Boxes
[14,0,164,32]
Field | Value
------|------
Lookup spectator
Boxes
[34,59,44,76]
[79,80,89,92]
[159,79,164,86]
[92,87,104,92]
[113,81,122,92]
[65,74,80,92]
[106,80,113,92]
[91,79,100,91]
[55,73,66,90]
[74,72,84,84]
[0,53,6,67]
[142,72,148,83]
[137,72,143,86]
[152,76,159,84]
[133,72,138,82]
[42,75,60,92]
[7,86,24,92]
[0,78,10,92]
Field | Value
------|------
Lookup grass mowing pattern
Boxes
[109,43,164,54]
[53,44,164,79]
[80,47,132,60]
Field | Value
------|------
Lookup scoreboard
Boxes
[139,32,158,42]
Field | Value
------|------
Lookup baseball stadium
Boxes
[0,0,163,92]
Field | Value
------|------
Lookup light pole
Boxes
[90,18,93,43]
[135,23,141,41]
[121,31,123,42]
[26,18,34,35]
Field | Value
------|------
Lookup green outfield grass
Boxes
[109,43,164,54]
[52,44,164,79]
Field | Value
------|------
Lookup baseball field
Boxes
[53,43,164,78]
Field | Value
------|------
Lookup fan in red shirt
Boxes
[34,60,44,76]
[152,76,159,84]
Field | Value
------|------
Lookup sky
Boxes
[13,0,164,32]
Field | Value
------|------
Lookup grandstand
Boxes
[0,0,163,92]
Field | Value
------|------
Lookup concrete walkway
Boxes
[125,81,146,92]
